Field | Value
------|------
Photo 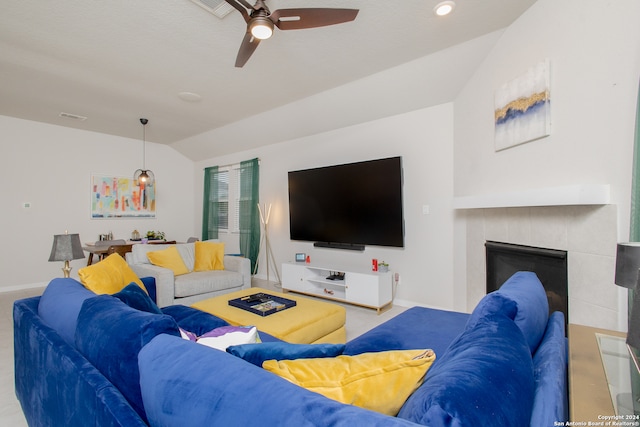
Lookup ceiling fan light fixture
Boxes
[250,16,274,40]
[434,1,455,16]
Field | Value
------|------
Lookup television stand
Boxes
[281,262,392,314]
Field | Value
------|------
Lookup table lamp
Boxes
[48,232,85,278]
[615,242,640,373]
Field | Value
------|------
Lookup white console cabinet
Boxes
[281,262,392,313]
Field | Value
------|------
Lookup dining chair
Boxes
[106,244,134,258]
[90,239,127,263]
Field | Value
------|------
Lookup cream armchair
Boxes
[126,242,251,307]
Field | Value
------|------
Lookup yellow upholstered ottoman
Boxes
[191,287,346,344]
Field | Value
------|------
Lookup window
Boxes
[203,159,260,272]
[213,165,240,233]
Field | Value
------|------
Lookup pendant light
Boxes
[133,118,154,186]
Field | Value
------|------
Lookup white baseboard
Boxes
[0,282,47,294]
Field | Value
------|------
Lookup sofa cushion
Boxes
[75,295,180,422]
[174,270,243,297]
[194,241,225,271]
[493,271,549,353]
[530,311,568,426]
[146,246,190,276]
[78,253,146,294]
[161,305,230,335]
[139,334,415,427]
[194,325,260,350]
[113,283,162,314]
[397,313,535,427]
[227,342,346,367]
[129,242,195,270]
[176,243,196,271]
[344,306,469,357]
[37,278,95,346]
[466,291,518,328]
[263,349,435,416]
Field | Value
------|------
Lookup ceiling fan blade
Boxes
[270,8,358,30]
[235,32,260,67]
[224,0,250,22]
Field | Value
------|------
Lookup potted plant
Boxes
[146,231,165,241]
[378,261,389,273]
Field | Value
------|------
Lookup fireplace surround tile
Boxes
[465,204,620,330]
[568,252,617,311]
[529,206,569,250]
[567,205,617,257]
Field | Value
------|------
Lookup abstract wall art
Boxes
[91,175,156,218]
[494,59,551,151]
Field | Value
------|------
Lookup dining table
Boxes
[82,239,174,266]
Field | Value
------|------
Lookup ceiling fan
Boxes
[223,0,359,67]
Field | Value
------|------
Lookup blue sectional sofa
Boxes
[14,272,567,426]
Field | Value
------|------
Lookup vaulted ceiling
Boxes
[0,0,536,159]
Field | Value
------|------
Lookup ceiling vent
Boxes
[189,0,234,19]
[59,112,87,121]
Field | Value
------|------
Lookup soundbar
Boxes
[313,242,365,251]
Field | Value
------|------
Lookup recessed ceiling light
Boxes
[178,92,203,102]
[434,1,456,16]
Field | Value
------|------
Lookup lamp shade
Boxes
[615,242,640,289]
[628,288,640,349]
[48,233,85,262]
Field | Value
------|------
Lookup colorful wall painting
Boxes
[494,59,551,151]
[91,175,156,218]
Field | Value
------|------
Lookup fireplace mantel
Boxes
[453,184,610,209]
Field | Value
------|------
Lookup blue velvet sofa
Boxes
[14,271,567,426]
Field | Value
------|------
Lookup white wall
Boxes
[1,115,195,290]
[454,0,640,234]
[195,104,457,310]
[453,0,640,327]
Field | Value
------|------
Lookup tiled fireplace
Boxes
[464,204,620,330]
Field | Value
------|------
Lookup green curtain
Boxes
[239,158,260,273]
[629,80,640,414]
[202,166,219,240]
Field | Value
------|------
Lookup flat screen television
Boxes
[287,156,404,250]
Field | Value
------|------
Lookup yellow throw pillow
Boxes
[194,241,225,271]
[78,253,146,294]
[146,246,190,276]
[262,349,435,416]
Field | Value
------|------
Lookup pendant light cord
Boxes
[142,122,146,170]
[140,118,148,170]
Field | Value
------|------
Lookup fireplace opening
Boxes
[485,241,568,324]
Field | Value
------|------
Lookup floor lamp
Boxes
[254,203,281,286]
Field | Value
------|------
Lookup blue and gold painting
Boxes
[494,60,551,151]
